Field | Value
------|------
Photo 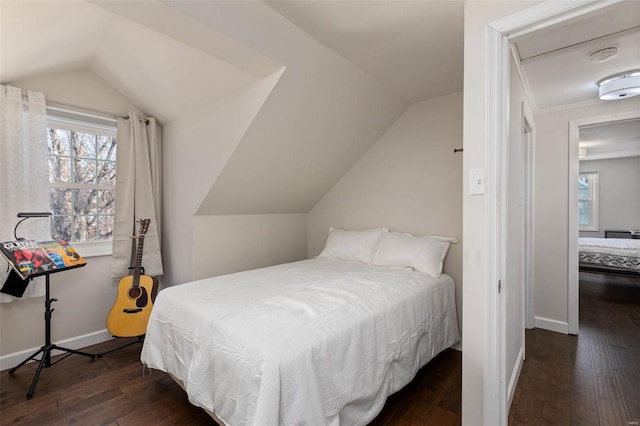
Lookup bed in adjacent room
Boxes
[141,228,460,425]
[578,237,640,276]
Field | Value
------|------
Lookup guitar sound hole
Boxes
[129,287,142,299]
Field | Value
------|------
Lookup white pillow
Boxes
[372,232,455,277]
[317,227,387,264]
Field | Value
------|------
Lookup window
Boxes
[578,171,598,231]
[47,109,117,256]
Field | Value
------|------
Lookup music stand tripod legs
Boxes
[8,273,96,398]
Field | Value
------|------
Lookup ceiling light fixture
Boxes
[598,70,640,100]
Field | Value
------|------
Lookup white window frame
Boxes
[47,108,117,257]
[578,171,599,232]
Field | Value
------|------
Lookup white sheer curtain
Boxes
[0,85,50,302]
[111,112,163,282]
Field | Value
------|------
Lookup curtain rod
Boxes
[46,99,150,125]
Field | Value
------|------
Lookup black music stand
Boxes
[8,264,96,398]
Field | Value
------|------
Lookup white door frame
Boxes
[567,110,640,335]
[483,1,625,424]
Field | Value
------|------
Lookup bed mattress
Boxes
[579,238,640,271]
[140,258,460,426]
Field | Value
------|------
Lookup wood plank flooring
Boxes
[1,271,638,425]
[0,338,461,425]
[510,272,640,426]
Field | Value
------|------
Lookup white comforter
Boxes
[579,237,640,253]
[141,259,460,426]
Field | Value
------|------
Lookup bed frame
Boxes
[579,263,640,278]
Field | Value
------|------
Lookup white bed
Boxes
[579,237,640,274]
[140,258,460,426]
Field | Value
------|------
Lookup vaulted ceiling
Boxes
[1,1,280,124]
[266,1,464,103]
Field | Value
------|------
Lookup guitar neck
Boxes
[132,236,146,287]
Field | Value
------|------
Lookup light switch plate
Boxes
[470,168,485,195]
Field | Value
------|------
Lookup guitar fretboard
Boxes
[132,236,145,288]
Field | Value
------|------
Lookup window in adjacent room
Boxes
[47,109,117,256]
[578,171,598,231]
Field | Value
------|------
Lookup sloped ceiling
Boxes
[1,1,280,124]
[266,1,464,103]
[161,1,409,215]
[3,0,436,218]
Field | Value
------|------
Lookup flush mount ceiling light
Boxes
[598,70,640,100]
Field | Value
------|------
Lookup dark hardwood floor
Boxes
[0,338,461,425]
[510,272,640,426]
[1,272,638,425]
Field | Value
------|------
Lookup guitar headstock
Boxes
[137,219,151,237]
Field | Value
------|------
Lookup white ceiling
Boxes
[579,118,640,161]
[2,0,464,119]
[515,1,640,112]
[0,1,275,123]
[5,1,636,118]
[266,0,464,103]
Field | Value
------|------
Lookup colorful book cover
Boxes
[0,240,58,280]
[39,240,86,269]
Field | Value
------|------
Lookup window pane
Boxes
[51,215,73,241]
[578,201,589,225]
[97,215,114,240]
[97,190,115,215]
[97,135,117,161]
[74,215,97,241]
[48,128,70,156]
[74,158,97,184]
[72,132,97,158]
[97,161,116,185]
[49,156,71,183]
[50,188,74,215]
[74,189,97,215]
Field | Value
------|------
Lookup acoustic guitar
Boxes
[106,219,158,337]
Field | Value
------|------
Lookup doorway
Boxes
[472,1,640,424]
[568,113,640,333]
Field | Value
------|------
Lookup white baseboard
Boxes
[507,346,525,409]
[0,329,113,372]
[534,316,569,334]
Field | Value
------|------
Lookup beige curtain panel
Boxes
[111,112,163,283]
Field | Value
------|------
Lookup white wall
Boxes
[193,214,307,280]
[167,1,408,216]
[0,68,144,360]
[161,1,408,285]
[534,98,640,325]
[308,92,463,326]
[162,71,283,285]
[579,156,640,238]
